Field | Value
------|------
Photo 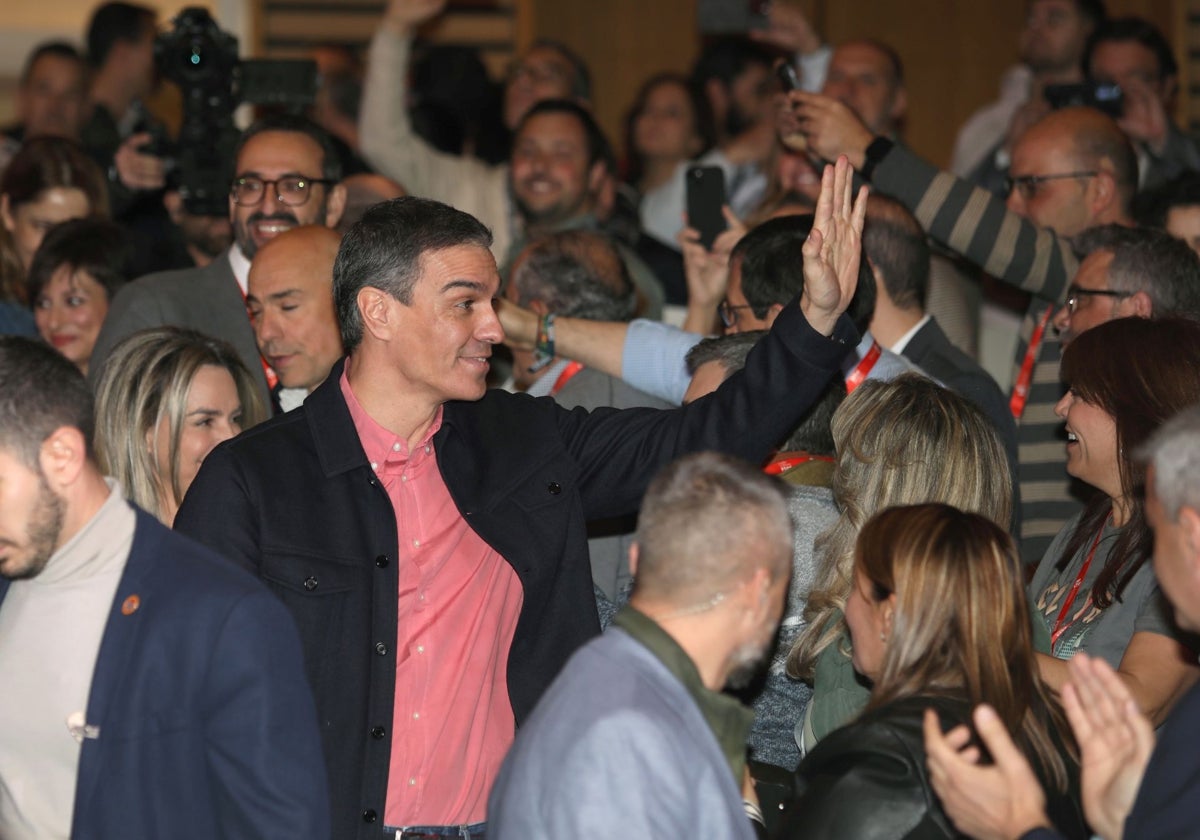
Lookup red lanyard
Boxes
[238,284,279,391]
[845,340,882,393]
[1010,304,1055,420]
[1050,513,1111,647]
[763,452,835,476]
[549,361,584,396]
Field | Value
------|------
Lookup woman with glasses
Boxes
[1028,316,1200,727]
[777,503,1087,839]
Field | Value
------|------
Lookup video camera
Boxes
[155,7,317,215]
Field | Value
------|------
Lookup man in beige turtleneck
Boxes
[0,336,330,839]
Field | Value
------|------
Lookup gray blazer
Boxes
[89,250,269,406]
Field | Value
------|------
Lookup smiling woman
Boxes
[93,327,267,526]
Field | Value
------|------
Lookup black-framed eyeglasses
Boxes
[230,176,335,207]
[718,300,755,329]
[1064,283,1132,314]
[1004,171,1098,200]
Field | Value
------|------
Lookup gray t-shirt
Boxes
[1029,511,1176,668]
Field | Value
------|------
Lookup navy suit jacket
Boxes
[0,506,329,839]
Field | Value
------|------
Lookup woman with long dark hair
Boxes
[1029,316,1200,726]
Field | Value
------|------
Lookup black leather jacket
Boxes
[773,695,1087,840]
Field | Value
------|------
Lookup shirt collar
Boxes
[890,314,932,354]
[339,367,442,469]
[228,243,251,296]
[524,357,571,399]
[613,606,754,785]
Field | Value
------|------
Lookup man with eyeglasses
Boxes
[360,0,590,262]
[89,114,346,413]
[785,95,1139,563]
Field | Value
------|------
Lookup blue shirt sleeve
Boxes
[620,319,706,405]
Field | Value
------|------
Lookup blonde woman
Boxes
[787,374,1012,754]
[94,327,266,525]
[777,504,1086,839]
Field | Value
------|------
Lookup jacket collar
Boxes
[304,357,373,477]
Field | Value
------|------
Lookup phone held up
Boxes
[686,166,728,251]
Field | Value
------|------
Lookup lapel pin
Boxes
[121,595,140,615]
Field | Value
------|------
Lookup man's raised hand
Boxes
[800,155,867,336]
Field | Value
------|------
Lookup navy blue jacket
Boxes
[0,506,330,839]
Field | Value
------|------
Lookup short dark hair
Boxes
[685,330,844,456]
[1085,16,1176,80]
[20,41,85,85]
[1056,0,1107,28]
[0,336,94,467]
[233,113,343,183]
[514,99,611,169]
[26,218,132,305]
[729,214,876,332]
[86,2,155,68]
[510,230,635,322]
[1073,224,1200,319]
[1135,171,1200,229]
[690,37,773,91]
[841,39,905,85]
[528,39,592,102]
[863,195,931,312]
[333,197,493,352]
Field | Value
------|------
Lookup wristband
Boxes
[529,312,556,373]
[860,136,895,181]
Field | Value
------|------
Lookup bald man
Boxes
[246,225,344,411]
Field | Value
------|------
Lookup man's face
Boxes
[1147,469,1200,632]
[503,46,578,130]
[727,63,773,137]
[247,233,344,392]
[1166,205,1200,256]
[124,23,159,98]
[1005,129,1098,236]
[18,54,87,140]
[1020,0,1093,76]
[229,131,333,260]
[1053,249,1140,345]
[510,113,602,228]
[0,447,65,581]
[1089,40,1170,106]
[822,43,906,135]
[386,245,504,405]
[722,260,773,335]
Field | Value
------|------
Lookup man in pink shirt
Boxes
[176,158,867,838]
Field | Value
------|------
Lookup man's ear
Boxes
[587,160,608,196]
[1125,289,1154,319]
[39,426,88,490]
[889,87,908,123]
[1091,168,1118,215]
[357,286,395,341]
[0,194,14,235]
[324,183,348,230]
[1180,506,1200,571]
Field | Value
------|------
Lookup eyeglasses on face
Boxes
[718,300,755,329]
[229,175,334,207]
[1064,283,1132,314]
[1004,170,1098,201]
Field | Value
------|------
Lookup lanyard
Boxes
[1010,304,1055,420]
[763,452,835,476]
[238,284,279,391]
[845,340,882,393]
[549,361,584,396]
[1050,513,1112,648]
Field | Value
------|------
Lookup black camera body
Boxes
[156,7,317,215]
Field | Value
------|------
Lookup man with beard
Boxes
[487,452,792,840]
[88,114,346,412]
[507,99,664,318]
[0,336,328,839]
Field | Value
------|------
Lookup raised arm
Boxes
[802,155,868,336]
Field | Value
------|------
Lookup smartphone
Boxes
[1043,82,1123,119]
[686,166,728,251]
[777,62,801,93]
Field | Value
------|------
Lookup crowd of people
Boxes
[3,0,1200,838]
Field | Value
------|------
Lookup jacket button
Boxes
[548,481,561,495]
[375,554,390,568]
[375,642,388,656]
[362,809,377,823]
[371,725,386,739]
[303,576,318,591]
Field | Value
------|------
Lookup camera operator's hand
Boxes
[383,0,448,34]
[1116,78,1169,156]
[114,132,167,192]
[787,91,874,171]
[678,207,745,335]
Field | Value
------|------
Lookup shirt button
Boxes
[303,576,318,591]
[409,778,417,786]
[375,642,388,656]
[424,445,431,454]
[413,539,420,548]
[416,645,425,654]
[548,481,561,495]
[370,461,378,471]
[375,554,389,568]
[392,442,401,452]
[371,726,386,739]
[400,474,408,482]
[362,810,377,823]
[412,712,420,720]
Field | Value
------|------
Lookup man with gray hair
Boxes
[488,451,793,839]
[925,403,1200,839]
